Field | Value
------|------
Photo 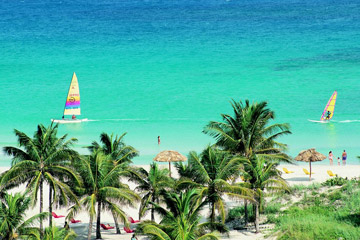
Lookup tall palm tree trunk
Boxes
[96,202,102,239]
[151,194,155,222]
[88,215,93,240]
[210,202,216,223]
[49,186,53,227]
[255,201,260,233]
[111,210,121,234]
[40,178,44,238]
[244,199,248,226]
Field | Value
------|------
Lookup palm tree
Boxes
[87,132,138,165]
[134,163,173,221]
[87,132,139,233]
[1,123,80,233]
[0,192,48,240]
[67,150,140,240]
[139,189,219,240]
[42,225,77,240]
[203,99,291,161]
[177,146,253,225]
[239,156,289,233]
[203,99,292,224]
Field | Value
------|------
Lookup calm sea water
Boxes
[1,0,360,165]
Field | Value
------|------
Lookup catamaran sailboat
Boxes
[51,73,88,124]
[308,91,337,123]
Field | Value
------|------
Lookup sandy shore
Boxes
[2,163,359,240]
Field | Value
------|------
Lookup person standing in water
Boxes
[342,150,347,166]
[337,157,341,166]
[328,151,333,166]
[158,136,161,145]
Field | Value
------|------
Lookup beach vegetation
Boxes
[176,146,253,228]
[1,123,80,234]
[138,189,220,240]
[237,156,289,232]
[0,192,48,240]
[203,99,292,230]
[67,150,140,240]
[134,162,173,222]
[87,132,139,234]
[272,178,360,240]
[42,225,77,240]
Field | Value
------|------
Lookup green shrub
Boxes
[265,214,278,224]
[328,190,342,202]
[322,176,348,187]
[276,213,360,240]
[226,205,254,222]
[264,202,282,214]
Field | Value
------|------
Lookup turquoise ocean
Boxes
[1,0,360,165]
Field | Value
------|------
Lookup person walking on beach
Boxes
[328,151,334,165]
[342,150,347,166]
[337,157,341,166]
[131,234,138,240]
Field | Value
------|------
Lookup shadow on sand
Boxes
[285,177,314,182]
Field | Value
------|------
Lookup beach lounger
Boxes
[303,168,314,175]
[124,226,135,233]
[327,170,336,177]
[51,212,65,218]
[100,224,114,230]
[283,167,294,174]
[129,217,140,223]
[70,218,81,223]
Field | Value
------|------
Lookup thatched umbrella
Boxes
[295,148,326,181]
[153,150,187,177]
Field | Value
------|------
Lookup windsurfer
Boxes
[325,111,331,120]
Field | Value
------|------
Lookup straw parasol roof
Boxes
[154,150,187,177]
[295,148,326,180]
[153,150,187,163]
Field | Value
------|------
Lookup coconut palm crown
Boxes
[203,99,291,162]
[139,189,219,240]
[0,192,49,240]
[177,146,253,225]
[1,123,80,233]
[67,150,140,240]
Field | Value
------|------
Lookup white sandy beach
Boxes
[2,163,359,240]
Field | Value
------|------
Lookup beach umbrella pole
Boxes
[309,161,312,181]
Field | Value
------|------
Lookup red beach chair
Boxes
[52,212,65,218]
[70,218,81,223]
[101,224,114,230]
[129,217,140,223]
[124,226,135,233]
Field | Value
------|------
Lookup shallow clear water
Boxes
[1,0,360,165]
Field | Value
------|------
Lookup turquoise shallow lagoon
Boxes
[1,0,360,165]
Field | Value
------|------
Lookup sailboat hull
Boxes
[51,118,88,124]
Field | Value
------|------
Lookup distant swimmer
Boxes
[158,136,160,145]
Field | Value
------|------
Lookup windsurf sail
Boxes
[63,73,81,116]
[320,91,337,121]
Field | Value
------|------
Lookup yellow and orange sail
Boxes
[320,91,337,121]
